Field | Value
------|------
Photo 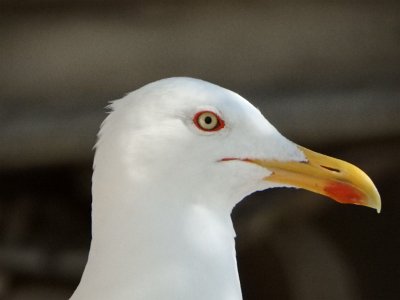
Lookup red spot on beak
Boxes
[324,182,363,205]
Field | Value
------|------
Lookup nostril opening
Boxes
[321,165,341,173]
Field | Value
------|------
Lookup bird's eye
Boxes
[193,111,225,132]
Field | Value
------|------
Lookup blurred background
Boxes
[1,0,399,299]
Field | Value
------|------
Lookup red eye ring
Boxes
[193,111,225,132]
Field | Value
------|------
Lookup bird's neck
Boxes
[72,171,243,300]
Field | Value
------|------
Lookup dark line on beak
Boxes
[320,165,341,173]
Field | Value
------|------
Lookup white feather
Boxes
[70,77,304,300]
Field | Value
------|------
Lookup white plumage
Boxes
[70,77,380,300]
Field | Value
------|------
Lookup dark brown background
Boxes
[1,0,399,299]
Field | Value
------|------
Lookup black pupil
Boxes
[204,116,213,124]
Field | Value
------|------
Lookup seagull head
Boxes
[95,77,381,213]
[73,77,381,300]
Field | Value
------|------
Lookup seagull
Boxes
[70,77,380,300]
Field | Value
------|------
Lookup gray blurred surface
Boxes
[0,1,399,299]
[1,0,400,168]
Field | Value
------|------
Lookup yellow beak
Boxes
[251,146,381,212]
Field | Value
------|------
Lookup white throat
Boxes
[71,162,243,300]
